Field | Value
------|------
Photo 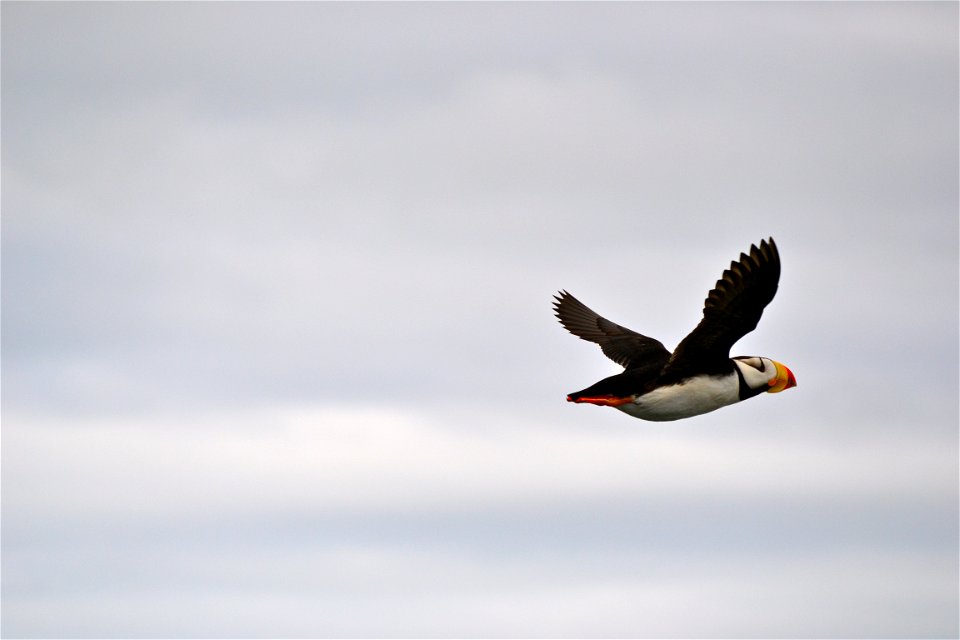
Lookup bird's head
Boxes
[733,356,797,393]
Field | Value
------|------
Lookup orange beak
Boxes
[767,360,797,393]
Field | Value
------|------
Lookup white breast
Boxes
[616,373,741,422]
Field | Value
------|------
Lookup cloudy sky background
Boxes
[2,2,957,638]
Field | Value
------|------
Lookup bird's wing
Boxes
[661,238,781,380]
[553,290,671,370]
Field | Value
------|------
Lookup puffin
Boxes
[553,238,796,421]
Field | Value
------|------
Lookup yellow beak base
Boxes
[767,360,797,393]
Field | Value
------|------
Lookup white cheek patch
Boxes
[734,358,776,390]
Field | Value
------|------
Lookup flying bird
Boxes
[553,238,796,421]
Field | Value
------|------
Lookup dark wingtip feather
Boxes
[552,290,571,317]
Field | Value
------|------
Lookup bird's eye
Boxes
[735,357,764,371]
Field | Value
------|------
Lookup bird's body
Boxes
[617,373,740,421]
[554,238,796,421]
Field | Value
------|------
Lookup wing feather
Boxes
[662,237,781,380]
[553,290,670,370]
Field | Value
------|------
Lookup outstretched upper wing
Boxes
[553,290,671,370]
[662,238,781,380]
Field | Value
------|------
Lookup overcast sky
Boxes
[2,2,958,638]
